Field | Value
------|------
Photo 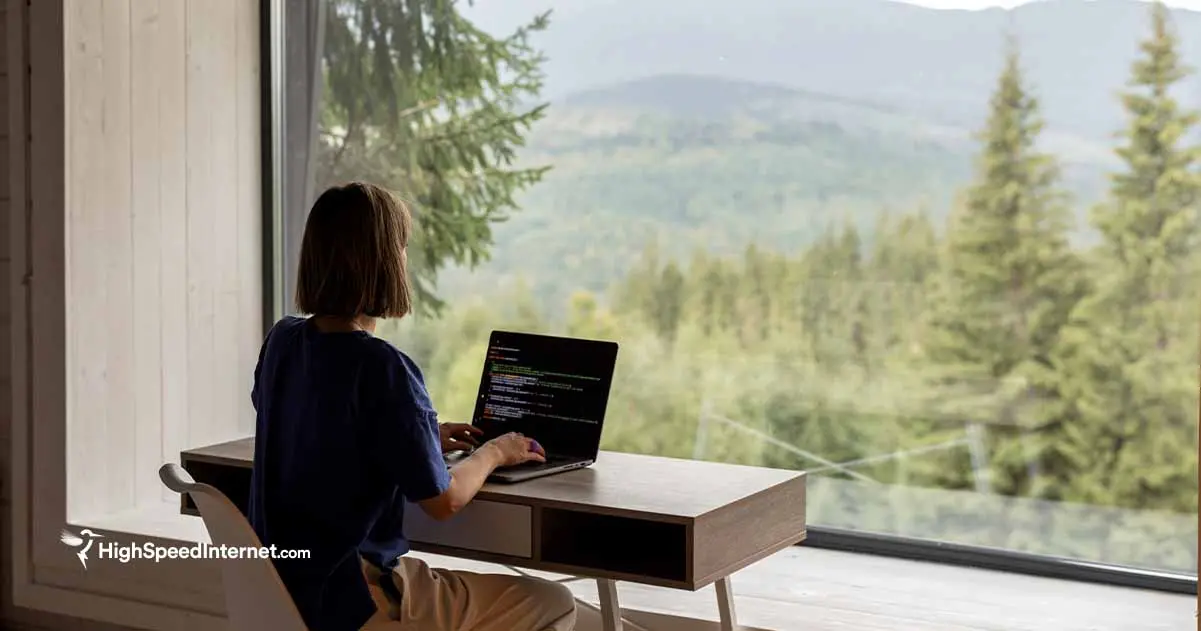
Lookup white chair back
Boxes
[158,463,307,631]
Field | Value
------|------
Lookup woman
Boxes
[248,182,577,631]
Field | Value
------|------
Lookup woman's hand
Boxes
[438,422,483,454]
[485,432,546,467]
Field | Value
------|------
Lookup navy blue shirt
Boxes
[248,316,451,631]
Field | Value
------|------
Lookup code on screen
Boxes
[481,346,602,425]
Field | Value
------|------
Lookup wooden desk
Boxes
[180,438,807,631]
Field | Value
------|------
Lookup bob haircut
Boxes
[294,182,414,319]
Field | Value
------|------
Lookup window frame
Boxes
[805,527,1195,594]
[261,0,283,334]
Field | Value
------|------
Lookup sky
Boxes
[901,0,1201,8]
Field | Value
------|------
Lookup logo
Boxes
[60,528,105,570]
[58,528,311,568]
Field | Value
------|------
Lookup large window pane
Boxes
[282,0,1200,577]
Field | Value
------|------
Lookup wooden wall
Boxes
[63,0,261,522]
[2,1,260,628]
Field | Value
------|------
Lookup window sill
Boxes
[82,500,212,545]
[15,502,226,630]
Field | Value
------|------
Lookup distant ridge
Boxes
[559,74,905,117]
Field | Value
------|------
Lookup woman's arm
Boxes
[418,434,544,521]
[418,443,502,520]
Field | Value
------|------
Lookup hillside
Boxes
[433,0,1201,309]
[436,74,1108,309]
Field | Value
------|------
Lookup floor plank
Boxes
[411,547,1194,631]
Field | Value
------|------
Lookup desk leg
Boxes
[597,578,622,631]
[715,577,738,631]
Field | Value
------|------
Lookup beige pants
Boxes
[361,557,577,631]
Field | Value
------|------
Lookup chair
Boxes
[158,463,307,631]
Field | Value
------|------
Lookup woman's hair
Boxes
[294,182,414,318]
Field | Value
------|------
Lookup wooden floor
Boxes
[415,546,1194,631]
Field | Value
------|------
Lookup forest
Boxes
[314,0,1200,574]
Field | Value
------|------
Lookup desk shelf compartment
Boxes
[538,508,688,584]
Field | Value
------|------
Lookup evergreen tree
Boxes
[740,245,774,343]
[922,40,1083,494]
[319,0,551,313]
[651,262,686,345]
[687,251,719,335]
[1052,2,1201,512]
[836,226,872,370]
[798,231,835,363]
[613,240,661,315]
[870,211,940,357]
[795,224,869,369]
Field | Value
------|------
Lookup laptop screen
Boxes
[471,331,619,460]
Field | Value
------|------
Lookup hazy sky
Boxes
[901,0,1201,8]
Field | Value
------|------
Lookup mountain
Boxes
[551,73,1112,166]
[434,0,1201,309]
[435,74,1106,308]
[462,0,1201,143]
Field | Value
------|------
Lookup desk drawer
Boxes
[404,500,533,559]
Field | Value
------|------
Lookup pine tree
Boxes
[870,211,939,356]
[922,40,1084,495]
[836,226,872,371]
[799,230,836,363]
[686,251,719,335]
[320,0,551,313]
[1051,2,1200,512]
[651,262,686,345]
[613,240,661,315]
[740,245,774,343]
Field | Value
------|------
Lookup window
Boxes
[279,0,1198,589]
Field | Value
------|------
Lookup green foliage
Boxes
[921,43,1087,496]
[319,0,552,313]
[388,199,1197,570]
[1050,2,1201,514]
[436,102,977,311]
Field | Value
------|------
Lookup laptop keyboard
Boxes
[445,449,579,471]
[502,455,574,470]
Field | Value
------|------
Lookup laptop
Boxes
[468,330,619,483]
